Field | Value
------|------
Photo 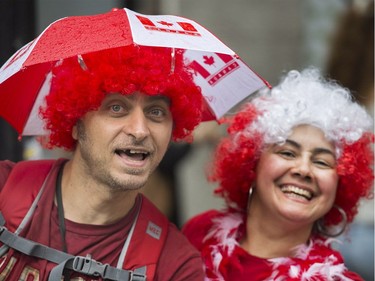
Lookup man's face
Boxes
[72,92,173,191]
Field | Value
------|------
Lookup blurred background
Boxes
[0,0,373,279]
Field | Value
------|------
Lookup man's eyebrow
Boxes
[284,139,335,157]
[126,94,170,104]
[145,96,171,107]
[150,95,170,104]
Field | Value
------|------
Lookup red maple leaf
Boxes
[178,22,198,32]
[157,20,174,27]
[203,55,215,66]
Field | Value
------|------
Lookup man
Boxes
[0,44,205,280]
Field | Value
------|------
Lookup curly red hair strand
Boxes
[210,103,263,210]
[40,45,204,150]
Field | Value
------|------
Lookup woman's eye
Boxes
[313,158,335,169]
[278,150,295,158]
[315,160,329,167]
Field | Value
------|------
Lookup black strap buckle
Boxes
[72,255,109,277]
[0,212,6,228]
[131,267,147,281]
[0,225,6,235]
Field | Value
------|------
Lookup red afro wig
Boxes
[40,45,204,150]
[329,132,374,225]
[209,103,263,210]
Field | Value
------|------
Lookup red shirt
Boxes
[183,209,364,281]
[0,159,204,281]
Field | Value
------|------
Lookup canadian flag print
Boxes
[136,15,201,37]
[126,8,234,55]
[0,39,39,84]
[189,53,240,86]
[2,42,32,70]
[184,48,267,118]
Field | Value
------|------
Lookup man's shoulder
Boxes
[166,222,201,252]
[136,196,205,280]
[157,222,205,280]
[0,158,64,206]
[0,158,66,195]
[0,160,16,190]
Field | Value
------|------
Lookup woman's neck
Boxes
[240,208,312,259]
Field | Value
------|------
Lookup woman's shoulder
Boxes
[182,209,223,250]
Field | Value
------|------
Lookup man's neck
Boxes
[58,160,139,225]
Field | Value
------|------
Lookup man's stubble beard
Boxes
[76,120,154,191]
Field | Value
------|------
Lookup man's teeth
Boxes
[116,149,149,160]
[129,150,144,154]
[280,185,313,200]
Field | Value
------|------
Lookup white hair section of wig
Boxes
[245,68,373,156]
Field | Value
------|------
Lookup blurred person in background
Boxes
[183,68,374,280]
[325,1,374,280]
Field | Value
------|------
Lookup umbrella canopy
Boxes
[0,8,269,136]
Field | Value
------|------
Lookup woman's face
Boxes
[253,125,339,227]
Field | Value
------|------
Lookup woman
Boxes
[182,68,374,280]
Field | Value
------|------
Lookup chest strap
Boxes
[0,213,145,281]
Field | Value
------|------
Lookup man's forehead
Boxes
[105,92,170,104]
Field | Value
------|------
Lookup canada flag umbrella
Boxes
[0,8,269,136]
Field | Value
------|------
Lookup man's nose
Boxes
[123,108,150,141]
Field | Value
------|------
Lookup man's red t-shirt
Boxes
[0,159,204,281]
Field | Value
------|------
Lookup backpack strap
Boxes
[0,159,55,256]
[119,194,169,281]
[0,217,143,281]
[0,159,55,233]
[0,160,169,281]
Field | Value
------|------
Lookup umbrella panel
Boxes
[0,8,269,136]
[26,9,134,66]
[0,63,51,135]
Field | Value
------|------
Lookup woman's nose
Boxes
[291,157,313,180]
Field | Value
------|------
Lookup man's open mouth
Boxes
[115,149,150,161]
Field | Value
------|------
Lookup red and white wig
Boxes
[210,68,374,228]
[40,45,204,150]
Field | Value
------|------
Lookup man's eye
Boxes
[148,107,169,120]
[108,104,127,116]
[150,109,164,117]
[111,104,122,112]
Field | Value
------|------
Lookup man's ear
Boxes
[72,124,78,140]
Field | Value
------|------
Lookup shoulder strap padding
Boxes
[0,160,168,280]
[0,159,55,232]
[125,195,169,280]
